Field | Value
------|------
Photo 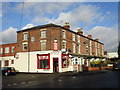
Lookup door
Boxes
[53,58,59,73]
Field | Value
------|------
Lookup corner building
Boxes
[0,23,105,73]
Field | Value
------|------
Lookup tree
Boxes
[118,41,120,59]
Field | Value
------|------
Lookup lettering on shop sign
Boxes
[38,56,49,60]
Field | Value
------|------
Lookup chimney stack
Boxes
[77,28,83,35]
[88,35,92,38]
[63,22,70,29]
[95,39,99,42]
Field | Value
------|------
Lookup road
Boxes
[2,70,120,88]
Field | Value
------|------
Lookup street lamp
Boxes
[54,38,57,43]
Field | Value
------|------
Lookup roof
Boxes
[17,23,103,44]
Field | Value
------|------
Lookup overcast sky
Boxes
[0,0,119,52]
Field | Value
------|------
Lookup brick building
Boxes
[0,23,105,73]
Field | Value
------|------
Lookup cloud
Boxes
[22,23,34,30]
[86,25,118,52]
[0,27,17,44]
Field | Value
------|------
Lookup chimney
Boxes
[88,35,92,38]
[77,28,83,35]
[95,39,99,42]
[63,22,70,29]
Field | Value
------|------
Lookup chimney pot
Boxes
[88,35,92,38]
[63,22,70,29]
[77,28,83,35]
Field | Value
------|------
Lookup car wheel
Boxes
[5,72,8,76]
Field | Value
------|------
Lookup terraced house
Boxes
[0,23,105,73]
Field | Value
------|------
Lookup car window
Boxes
[11,67,15,70]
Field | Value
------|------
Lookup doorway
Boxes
[53,58,59,73]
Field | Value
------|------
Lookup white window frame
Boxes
[0,48,3,54]
[62,40,66,49]
[11,46,15,53]
[23,32,28,40]
[73,43,76,53]
[62,30,66,38]
[41,29,46,38]
[40,40,47,51]
[72,33,75,41]
[78,44,81,54]
[31,37,35,41]
[78,35,80,43]
[5,47,9,54]
[22,42,28,50]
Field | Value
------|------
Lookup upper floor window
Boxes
[40,40,47,51]
[62,30,66,38]
[78,35,80,43]
[72,33,75,41]
[62,40,66,49]
[31,37,35,42]
[41,29,46,38]
[0,48,3,54]
[11,46,15,53]
[5,47,9,54]
[23,32,28,40]
[22,42,28,50]
[73,43,76,53]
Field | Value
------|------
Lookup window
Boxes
[41,30,46,38]
[11,60,14,64]
[78,44,81,54]
[62,30,66,38]
[0,48,3,54]
[72,34,75,41]
[11,46,14,53]
[40,40,46,51]
[86,46,88,53]
[23,43,28,50]
[5,60,9,66]
[31,37,35,41]
[5,47,9,54]
[62,54,68,68]
[62,40,66,49]
[73,43,76,53]
[23,33,28,40]
[75,59,78,64]
[37,54,50,69]
[78,35,80,43]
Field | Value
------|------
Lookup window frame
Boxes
[5,47,10,54]
[62,54,69,68]
[62,30,66,38]
[22,43,28,50]
[23,32,28,40]
[37,54,50,69]
[40,40,47,51]
[11,46,15,53]
[40,29,46,38]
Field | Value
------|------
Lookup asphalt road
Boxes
[2,70,120,88]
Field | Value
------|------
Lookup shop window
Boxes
[5,60,9,66]
[11,60,14,64]
[37,54,50,69]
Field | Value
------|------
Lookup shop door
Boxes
[53,58,59,73]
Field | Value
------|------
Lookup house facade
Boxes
[0,23,105,73]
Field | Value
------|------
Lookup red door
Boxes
[53,58,59,73]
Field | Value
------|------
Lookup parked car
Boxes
[113,62,120,70]
[2,67,16,76]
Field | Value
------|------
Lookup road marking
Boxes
[28,81,32,84]
[13,83,17,86]
[21,82,26,85]
[8,84,11,86]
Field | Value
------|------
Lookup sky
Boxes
[0,0,119,52]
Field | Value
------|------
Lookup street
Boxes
[2,70,120,88]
